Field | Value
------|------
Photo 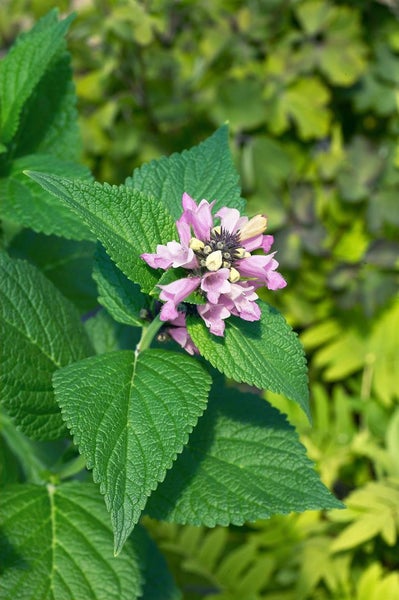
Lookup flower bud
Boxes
[239,215,267,241]
[189,237,205,252]
[235,247,250,259]
[205,250,223,271]
[229,267,240,283]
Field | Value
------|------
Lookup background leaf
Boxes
[13,50,80,161]
[0,10,73,145]
[53,349,212,554]
[0,252,92,440]
[9,230,97,313]
[146,384,341,526]
[135,525,182,600]
[126,125,245,219]
[188,300,310,420]
[0,482,142,600]
[25,173,177,293]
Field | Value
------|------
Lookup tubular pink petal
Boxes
[216,207,247,234]
[200,269,231,304]
[198,303,230,336]
[141,249,173,270]
[168,326,199,355]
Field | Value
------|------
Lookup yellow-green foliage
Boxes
[1,1,399,598]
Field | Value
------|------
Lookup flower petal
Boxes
[197,302,230,336]
[216,207,247,234]
[158,276,201,321]
[200,268,231,303]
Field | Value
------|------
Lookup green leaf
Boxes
[25,173,177,293]
[14,49,80,161]
[93,244,146,327]
[126,125,245,219]
[84,310,141,355]
[53,349,211,554]
[146,385,342,526]
[9,230,97,312]
[0,10,73,145]
[210,79,266,131]
[187,300,310,420]
[266,77,331,140]
[0,155,93,240]
[0,482,142,600]
[0,252,92,440]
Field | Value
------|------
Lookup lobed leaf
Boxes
[25,172,177,293]
[126,125,245,218]
[0,483,142,600]
[188,300,310,420]
[0,252,92,440]
[146,385,342,526]
[53,349,211,554]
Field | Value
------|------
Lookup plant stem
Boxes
[135,313,164,356]
[0,409,47,484]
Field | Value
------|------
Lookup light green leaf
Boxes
[93,244,146,327]
[25,172,177,293]
[53,349,211,554]
[0,154,93,240]
[187,300,310,420]
[266,77,331,140]
[126,125,245,219]
[0,252,92,440]
[146,385,342,526]
[0,10,73,145]
[0,482,142,600]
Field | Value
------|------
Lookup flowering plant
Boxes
[0,11,342,600]
[142,193,286,352]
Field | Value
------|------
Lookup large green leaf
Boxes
[146,385,342,525]
[188,300,310,420]
[0,155,93,240]
[14,50,80,161]
[93,244,146,327]
[9,230,97,312]
[53,349,211,554]
[25,172,177,293]
[0,10,73,145]
[0,252,92,440]
[126,125,245,219]
[0,483,142,600]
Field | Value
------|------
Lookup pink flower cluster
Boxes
[141,193,286,354]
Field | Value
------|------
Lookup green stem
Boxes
[0,409,47,484]
[56,454,88,481]
[135,313,164,355]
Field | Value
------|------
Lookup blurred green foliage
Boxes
[1,0,399,597]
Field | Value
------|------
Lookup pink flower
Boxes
[158,277,201,321]
[197,303,231,336]
[167,313,199,355]
[141,193,286,350]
